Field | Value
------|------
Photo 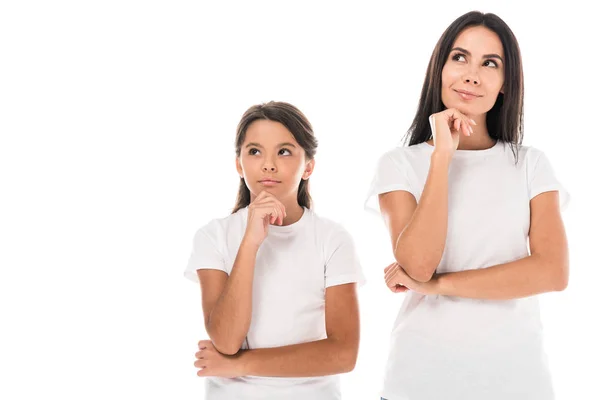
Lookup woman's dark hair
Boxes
[405,11,524,160]
[232,101,318,213]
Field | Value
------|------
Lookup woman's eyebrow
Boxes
[451,47,504,63]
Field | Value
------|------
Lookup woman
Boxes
[366,11,569,400]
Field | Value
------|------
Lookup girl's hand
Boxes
[384,262,439,295]
[428,108,476,156]
[243,191,286,248]
[195,340,244,378]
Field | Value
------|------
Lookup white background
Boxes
[1,1,598,399]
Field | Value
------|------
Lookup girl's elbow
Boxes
[339,343,359,373]
[208,332,243,355]
[213,341,241,356]
[339,352,358,373]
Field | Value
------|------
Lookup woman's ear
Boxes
[302,159,315,180]
[235,157,243,179]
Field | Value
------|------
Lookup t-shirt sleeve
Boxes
[324,227,366,288]
[364,149,417,214]
[183,223,227,283]
[528,149,570,211]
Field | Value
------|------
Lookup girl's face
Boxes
[236,119,314,202]
[441,25,505,118]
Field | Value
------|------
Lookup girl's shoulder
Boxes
[194,207,248,242]
[307,209,356,245]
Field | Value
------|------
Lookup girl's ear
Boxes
[302,159,315,180]
[235,157,243,178]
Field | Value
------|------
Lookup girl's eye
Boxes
[483,59,498,68]
[452,53,466,62]
[249,148,260,155]
[279,148,291,156]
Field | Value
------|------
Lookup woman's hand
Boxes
[195,340,245,378]
[243,190,286,248]
[384,262,439,295]
[429,108,476,155]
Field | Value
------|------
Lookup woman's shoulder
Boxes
[376,142,431,167]
[509,143,547,165]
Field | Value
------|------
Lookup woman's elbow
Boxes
[550,258,569,292]
[553,265,569,292]
[396,259,436,283]
[394,253,438,283]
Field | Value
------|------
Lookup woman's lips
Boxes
[454,89,481,101]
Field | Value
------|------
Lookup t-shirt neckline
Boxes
[243,206,309,234]
[418,139,504,157]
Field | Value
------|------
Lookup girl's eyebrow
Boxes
[451,47,504,64]
[245,142,297,148]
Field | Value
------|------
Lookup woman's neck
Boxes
[426,124,497,150]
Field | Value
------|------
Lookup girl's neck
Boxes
[281,202,305,226]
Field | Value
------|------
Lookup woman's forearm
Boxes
[395,151,451,282]
[434,254,568,300]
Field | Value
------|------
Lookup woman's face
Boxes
[441,25,505,118]
[236,119,314,202]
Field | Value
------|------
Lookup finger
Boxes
[453,117,461,133]
[253,202,280,224]
[270,199,285,225]
[461,119,471,136]
[276,202,285,225]
[252,191,269,204]
[384,263,399,281]
[393,285,409,293]
[383,262,396,274]
[197,340,211,349]
[195,350,206,359]
[196,367,209,377]
[194,359,207,368]
[385,273,399,289]
[386,279,400,292]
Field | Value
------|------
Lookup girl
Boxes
[185,101,364,399]
[366,11,569,400]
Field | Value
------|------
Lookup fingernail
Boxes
[470,119,477,125]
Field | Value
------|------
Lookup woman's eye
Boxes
[279,148,291,156]
[452,53,466,62]
[483,59,498,68]
[249,148,260,155]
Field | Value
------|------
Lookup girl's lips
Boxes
[259,180,281,186]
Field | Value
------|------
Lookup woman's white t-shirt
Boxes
[184,206,365,400]
[366,140,569,400]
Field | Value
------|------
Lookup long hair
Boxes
[405,11,524,161]
[232,101,318,213]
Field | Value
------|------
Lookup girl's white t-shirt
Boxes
[366,140,569,400]
[184,206,365,400]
